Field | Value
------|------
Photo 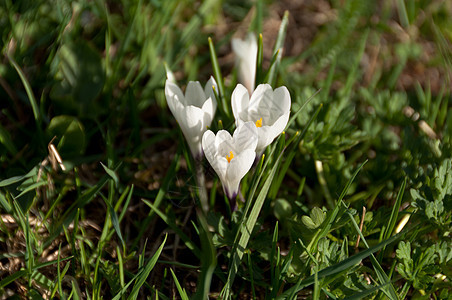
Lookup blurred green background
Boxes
[0,0,451,298]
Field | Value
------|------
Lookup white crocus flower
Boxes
[165,77,217,160]
[202,122,258,200]
[232,33,257,95]
[232,83,291,154]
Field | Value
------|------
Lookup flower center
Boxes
[226,151,234,163]
[255,118,263,128]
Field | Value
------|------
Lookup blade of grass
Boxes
[221,151,284,299]
[0,270,27,289]
[286,97,322,137]
[270,221,279,288]
[133,152,180,248]
[128,234,167,300]
[44,173,111,249]
[253,0,263,34]
[56,244,65,300]
[379,178,406,255]
[280,231,405,299]
[340,29,368,99]
[102,194,125,250]
[313,263,320,300]
[15,181,47,198]
[265,10,289,86]
[141,198,201,257]
[0,124,18,155]
[208,37,229,116]
[0,256,73,289]
[193,208,217,300]
[247,251,256,299]
[5,52,41,123]
[345,282,392,300]
[395,0,409,27]
[170,268,189,300]
[0,192,12,214]
[101,161,120,188]
[116,245,125,292]
[346,210,399,300]
[117,185,133,223]
[0,166,38,187]
[255,33,264,86]
[307,160,367,253]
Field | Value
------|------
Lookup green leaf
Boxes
[311,207,326,227]
[47,115,86,157]
[50,39,105,117]
[396,241,411,262]
[0,124,18,155]
[425,199,444,220]
[302,215,318,230]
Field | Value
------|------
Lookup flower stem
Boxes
[195,162,209,214]
[193,161,216,299]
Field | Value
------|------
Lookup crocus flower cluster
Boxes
[164,34,291,202]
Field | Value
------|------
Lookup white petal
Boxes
[225,149,255,197]
[271,112,290,138]
[231,84,250,125]
[214,130,232,147]
[255,111,289,153]
[201,97,215,125]
[204,76,218,102]
[179,106,205,156]
[202,130,217,163]
[165,80,186,114]
[185,81,206,108]
[231,38,247,58]
[182,106,205,134]
[274,86,291,114]
[256,125,275,153]
[238,66,255,95]
[202,131,228,182]
[233,121,258,152]
[227,149,256,182]
[249,84,274,120]
[215,157,229,185]
[216,130,235,157]
[232,34,257,94]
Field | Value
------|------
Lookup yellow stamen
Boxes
[255,118,262,128]
[226,151,234,163]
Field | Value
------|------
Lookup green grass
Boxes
[1,0,451,298]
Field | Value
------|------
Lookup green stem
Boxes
[196,163,209,213]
